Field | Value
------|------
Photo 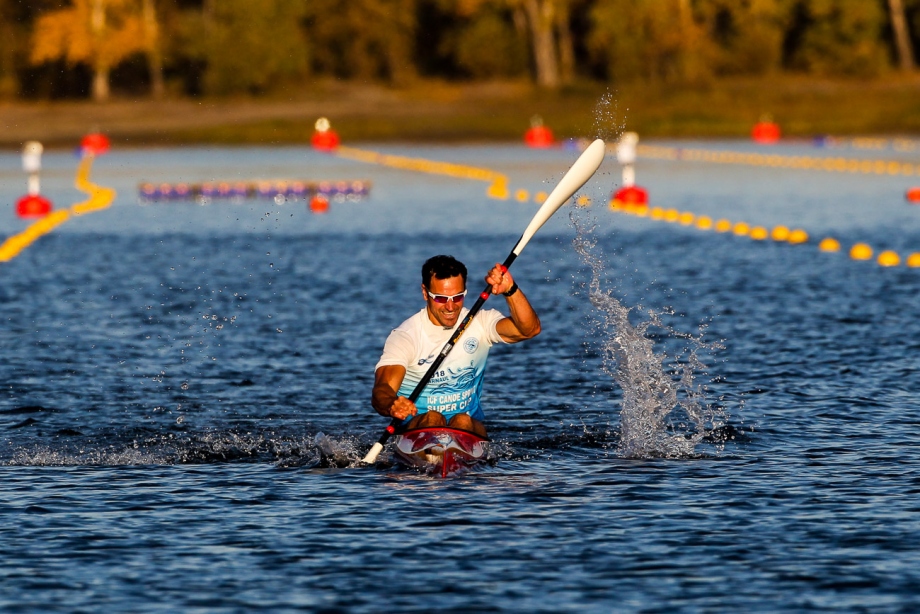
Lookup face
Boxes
[422,275,466,328]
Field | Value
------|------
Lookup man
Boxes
[372,254,541,437]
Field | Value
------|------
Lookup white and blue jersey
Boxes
[375,307,507,423]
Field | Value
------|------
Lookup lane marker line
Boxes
[0,156,115,263]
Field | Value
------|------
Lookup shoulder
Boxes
[388,308,427,335]
[475,308,505,326]
[474,308,507,344]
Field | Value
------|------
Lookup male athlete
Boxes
[372,255,541,437]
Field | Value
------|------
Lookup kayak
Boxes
[392,427,489,478]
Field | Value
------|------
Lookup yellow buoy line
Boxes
[334,145,556,204]
[0,155,116,263]
[609,201,920,268]
[636,144,919,177]
[820,136,920,152]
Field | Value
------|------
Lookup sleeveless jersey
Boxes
[375,307,507,422]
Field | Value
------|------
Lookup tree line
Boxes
[1,0,918,102]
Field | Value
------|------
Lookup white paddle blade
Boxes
[513,138,606,256]
[362,442,384,464]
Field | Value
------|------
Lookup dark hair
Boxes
[422,255,467,289]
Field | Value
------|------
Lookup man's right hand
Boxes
[389,396,418,420]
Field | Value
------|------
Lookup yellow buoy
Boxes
[715,219,732,233]
[576,195,591,207]
[750,226,769,240]
[877,251,901,267]
[664,208,680,222]
[515,189,530,203]
[850,243,873,260]
[907,252,920,267]
[487,180,508,200]
[818,237,841,252]
[650,207,665,220]
[678,212,695,225]
[534,191,548,204]
[733,222,750,236]
[787,229,809,244]
[695,215,713,230]
[771,225,790,241]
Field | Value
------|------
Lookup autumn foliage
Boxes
[1,0,918,101]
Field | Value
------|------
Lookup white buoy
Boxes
[610,132,648,208]
[22,141,43,196]
[616,132,638,188]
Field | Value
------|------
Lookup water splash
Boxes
[592,90,626,144]
[3,428,333,467]
[572,215,729,458]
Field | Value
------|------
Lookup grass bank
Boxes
[2,75,920,149]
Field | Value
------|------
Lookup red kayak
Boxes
[392,427,489,478]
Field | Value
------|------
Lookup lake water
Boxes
[1,140,919,612]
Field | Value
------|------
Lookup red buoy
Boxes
[524,114,554,148]
[524,125,554,148]
[81,133,111,156]
[309,195,329,213]
[907,187,920,203]
[16,194,53,218]
[611,185,649,207]
[752,121,780,144]
[312,117,340,152]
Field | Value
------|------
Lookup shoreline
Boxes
[3,76,920,149]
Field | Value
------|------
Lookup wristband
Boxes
[502,282,519,297]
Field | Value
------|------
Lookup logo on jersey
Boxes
[463,337,479,354]
[417,352,437,366]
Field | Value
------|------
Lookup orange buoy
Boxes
[309,195,329,214]
[311,117,340,152]
[16,194,53,218]
[524,126,554,148]
[906,187,920,203]
[81,133,110,156]
[751,118,780,144]
[610,185,648,207]
[524,115,554,148]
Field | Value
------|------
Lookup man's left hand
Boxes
[486,263,513,296]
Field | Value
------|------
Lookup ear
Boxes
[420,283,428,302]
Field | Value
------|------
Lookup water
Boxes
[1,142,920,611]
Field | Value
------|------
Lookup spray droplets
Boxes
[572,214,729,459]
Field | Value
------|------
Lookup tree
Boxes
[178,0,309,95]
[305,0,418,85]
[589,0,713,84]
[141,0,164,97]
[887,0,916,71]
[447,6,529,78]
[786,0,891,76]
[30,0,147,101]
[453,0,578,88]
[0,0,19,98]
[697,0,791,76]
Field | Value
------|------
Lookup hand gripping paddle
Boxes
[362,139,606,464]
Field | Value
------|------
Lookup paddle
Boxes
[362,138,606,464]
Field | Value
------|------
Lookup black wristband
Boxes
[502,282,519,297]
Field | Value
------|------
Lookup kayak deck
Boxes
[392,426,489,478]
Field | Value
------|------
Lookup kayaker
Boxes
[372,254,541,437]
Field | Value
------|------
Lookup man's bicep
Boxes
[374,364,408,394]
[495,316,527,343]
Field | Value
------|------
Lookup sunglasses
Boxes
[427,290,467,304]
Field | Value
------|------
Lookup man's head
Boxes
[421,255,468,328]
[421,255,467,290]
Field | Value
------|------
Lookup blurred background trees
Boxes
[1,0,918,101]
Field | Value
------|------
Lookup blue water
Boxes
[1,142,920,611]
